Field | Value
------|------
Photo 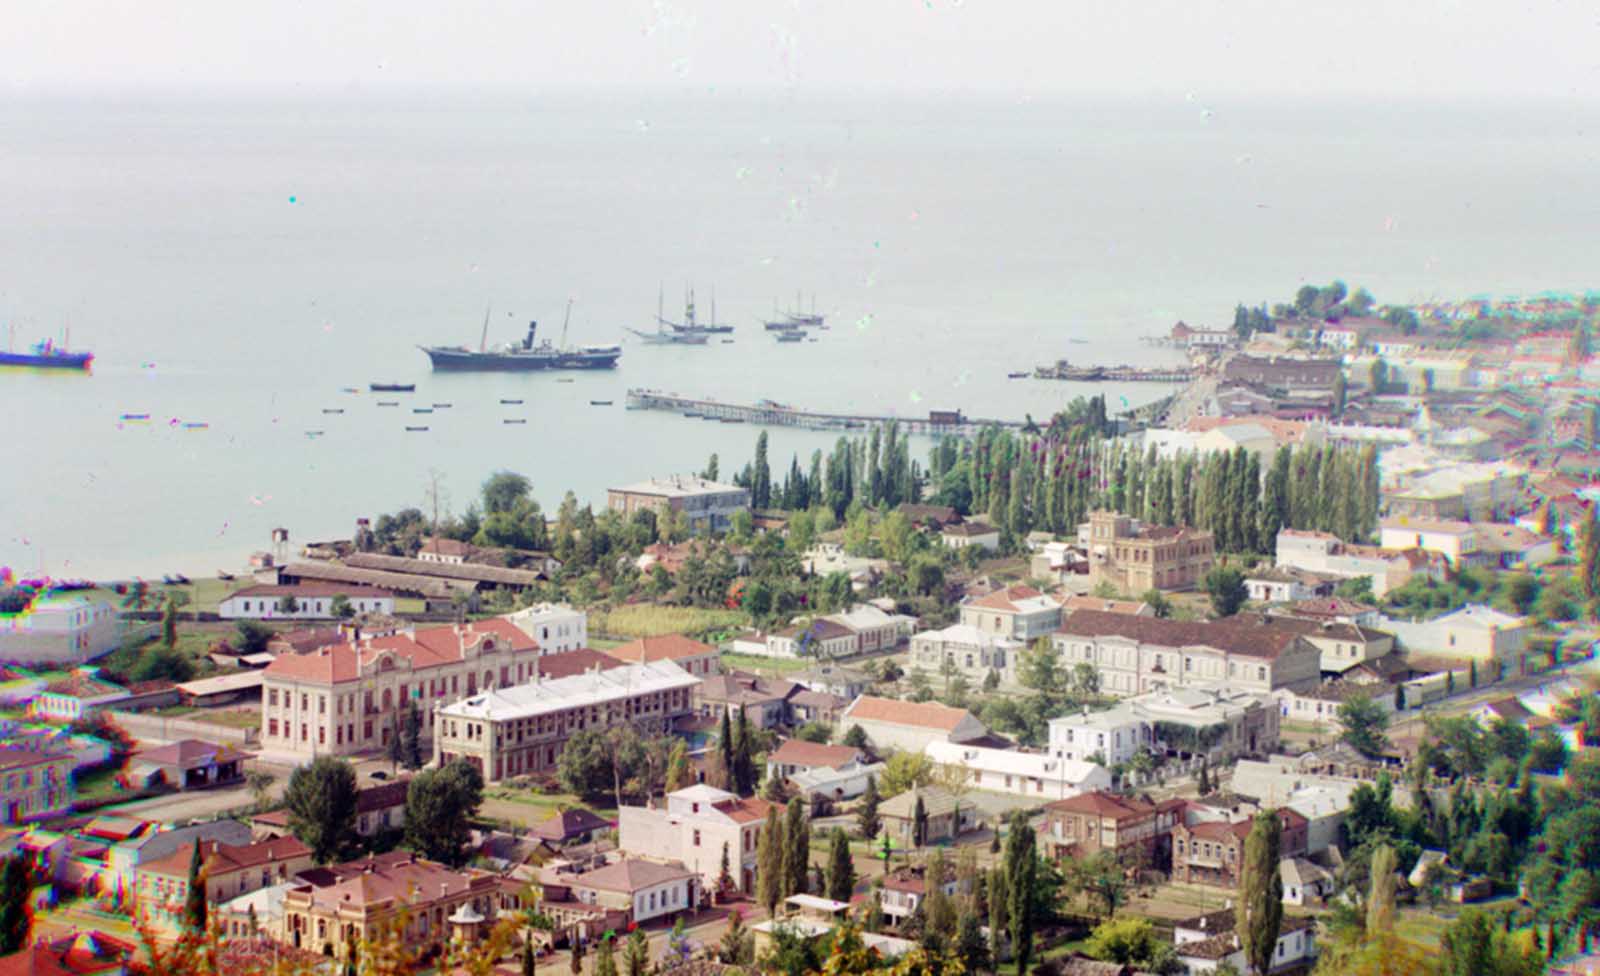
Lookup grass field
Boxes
[719,652,813,675]
[590,605,745,640]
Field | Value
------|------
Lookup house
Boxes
[1051,611,1324,698]
[767,739,870,780]
[788,762,885,810]
[1275,680,1395,730]
[1276,597,1381,628]
[1172,908,1317,974]
[1038,790,1184,867]
[434,661,698,784]
[30,668,129,721]
[1030,541,1089,583]
[1232,612,1394,676]
[417,536,476,564]
[101,819,254,895]
[0,748,74,824]
[1048,686,1279,769]
[280,851,499,958]
[788,689,848,725]
[173,670,264,708]
[1473,522,1558,569]
[837,696,989,753]
[1280,857,1335,906]
[134,836,313,937]
[532,808,612,847]
[910,585,1062,686]
[1083,511,1215,593]
[533,647,627,680]
[925,740,1112,800]
[502,604,588,654]
[538,856,699,926]
[125,740,249,791]
[793,665,872,700]
[767,618,857,660]
[827,604,918,654]
[252,778,409,840]
[0,932,138,976]
[599,634,720,677]
[878,786,979,845]
[0,587,129,666]
[219,584,395,620]
[618,784,777,894]
[877,866,972,923]
[1378,517,1483,568]
[898,504,963,528]
[259,618,541,759]
[1172,808,1309,887]
[695,673,801,728]
[1274,528,1449,598]
[1243,566,1338,604]
[1170,321,1234,347]
[606,476,750,534]
[1379,604,1529,679]
[941,521,1001,552]
[1472,696,1535,727]
[1060,596,1154,617]
[1221,355,1341,396]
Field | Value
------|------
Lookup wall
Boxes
[108,709,259,746]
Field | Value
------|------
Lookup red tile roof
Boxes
[711,796,776,825]
[843,695,976,732]
[968,584,1046,612]
[769,739,866,770]
[1043,790,1156,821]
[141,835,310,878]
[133,739,250,769]
[0,933,137,976]
[264,619,538,685]
[1057,610,1307,660]
[226,583,394,599]
[536,648,627,680]
[601,634,716,665]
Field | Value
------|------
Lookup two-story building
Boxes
[599,634,720,677]
[135,836,313,938]
[0,747,74,824]
[1048,685,1279,770]
[1083,511,1215,593]
[606,476,750,535]
[1172,808,1308,887]
[259,619,541,759]
[910,585,1062,686]
[434,660,698,784]
[1038,791,1185,868]
[1172,908,1317,974]
[837,696,989,754]
[502,604,588,655]
[618,784,777,895]
[538,857,698,927]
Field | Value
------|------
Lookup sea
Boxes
[3,89,1598,580]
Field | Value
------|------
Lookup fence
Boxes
[107,709,259,746]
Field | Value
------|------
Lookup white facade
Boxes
[1047,706,1150,765]
[837,696,989,754]
[1381,604,1528,674]
[502,604,588,654]
[0,592,127,666]
[617,785,770,894]
[925,740,1112,800]
[219,588,394,621]
[1378,520,1479,567]
[1048,686,1279,767]
[910,624,1022,685]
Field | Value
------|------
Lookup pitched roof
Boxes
[698,672,800,706]
[968,584,1046,611]
[295,852,488,911]
[842,695,977,732]
[141,835,310,878]
[0,933,138,976]
[536,647,627,680]
[567,858,696,893]
[1056,610,1308,660]
[224,583,394,600]
[878,786,969,820]
[532,807,612,841]
[1043,790,1158,822]
[1061,596,1150,616]
[133,739,250,769]
[264,619,537,685]
[601,634,716,666]
[769,739,865,770]
[0,747,73,774]
[710,796,777,825]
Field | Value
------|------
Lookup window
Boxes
[693,829,701,847]
[269,689,278,706]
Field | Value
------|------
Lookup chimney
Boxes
[440,882,450,898]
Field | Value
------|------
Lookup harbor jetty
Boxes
[1032,360,1196,382]
[624,388,1025,434]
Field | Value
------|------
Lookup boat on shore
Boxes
[370,382,415,392]
[420,303,622,371]
[1,333,93,370]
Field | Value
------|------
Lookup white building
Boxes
[1173,911,1317,975]
[941,522,1001,552]
[924,740,1111,800]
[1380,604,1529,679]
[618,785,777,895]
[1048,685,1280,769]
[502,604,588,654]
[1378,517,1482,568]
[1274,529,1448,598]
[837,696,988,754]
[0,590,128,666]
[1243,567,1336,604]
[910,585,1061,687]
[218,584,395,621]
[606,476,750,535]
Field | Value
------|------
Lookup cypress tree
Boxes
[593,934,617,976]
[753,432,771,509]
[402,699,423,770]
[623,927,650,976]
[733,708,757,795]
[857,775,881,841]
[716,709,735,791]
[1237,810,1284,976]
[987,865,1009,964]
[184,840,208,934]
[826,828,855,902]
[912,794,928,848]
[521,936,537,976]
[1581,507,1600,605]
[757,806,784,917]
[1367,844,1397,936]
[0,856,32,954]
[1008,828,1036,976]
[783,797,809,896]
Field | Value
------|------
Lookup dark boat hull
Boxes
[420,346,621,371]
[0,351,92,369]
[370,383,415,392]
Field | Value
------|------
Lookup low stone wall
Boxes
[106,709,258,746]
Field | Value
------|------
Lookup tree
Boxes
[1140,588,1172,619]
[719,910,754,965]
[912,795,928,848]
[1084,916,1174,972]
[664,739,691,793]
[858,775,881,840]
[1367,844,1397,936]
[569,935,585,976]
[184,840,207,933]
[402,699,424,770]
[285,756,359,864]
[624,921,649,972]
[161,596,179,648]
[719,841,735,893]
[1237,810,1284,976]
[593,935,617,976]
[403,759,484,867]
[557,729,615,800]
[1006,815,1037,976]
[234,619,273,654]
[880,752,934,797]
[1205,566,1248,617]
[827,829,855,902]
[757,806,785,917]
[732,708,759,796]
[1018,637,1065,696]
[842,725,869,749]
[783,797,809,896]
[277,594,300,615]
[329,594,353,620]
[988,865,1009,964]
[955,911,990,973]
[1337,693,1390,758]
[521,937,537,976]
[0,857,30,955]
[753,432,772,509]
[1581,507,1600,608]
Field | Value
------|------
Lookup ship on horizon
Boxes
[628,287,719,345]
[420,304,621,371]
[763,292,827,331]
[1,328,92,370]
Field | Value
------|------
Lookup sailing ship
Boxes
[1,327,93,370]
[762,293,827,331]
[420,303,622,371]
[628,288,714,345]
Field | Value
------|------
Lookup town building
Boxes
[1172,908,1317,974]
[101,819,254,895]
[0,588,130,666]
[1169,320,1235,347]
[879,786,979,845]
[125,740,249,791]
[502,604,588,654]
[0,932,138,976]
[0,747,74,824]
[1047,685,1279,769]
[694,672,801,728]
[767,740,871,781]
[792,664,872,701]
[531,808,612,848]
[434,661,697,784]
[1274,528,1448,598]
[1059,596,1154,617]
[837,696,989,753]
[417,537,476,564]
[877,867,972,924]
[909,585,1063,687]
[599,634,720,677]
[1378,517,1483,568]
[1221,355,1342,396]
[259,619,541,759]
[1038,791,1184,867]
[606,476,750,534]
[538,856,699,927]
[1379,604,1529,679]
[1172,808,1309,887]
[30,668,129,721]
[252,777,410,841]
[1082,511,1214,593]
[1051,611,1322,698]
[219,584,395,621]
[767,618,857,660]
[280,851,499,958]
[1242,566,1338,604]
[618,784,777,894]
[924,740,1111,800]
[134,836,313,937]
[940,521,1001,552]
[1232,612,1394,676]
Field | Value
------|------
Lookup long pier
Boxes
[1033,361,1196,383]
[624,389,1025,435]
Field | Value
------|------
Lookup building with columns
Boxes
[258,620,541,759]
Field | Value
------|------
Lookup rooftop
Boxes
[131,739,250,769]
[224,583,394,600]
[264,618,538,685]
[610,476,747,499]
[1057,610,1308,660]
[842,695,980,732]
[440,661,698,722]
[769,739,866,770]
[600,634,716,666]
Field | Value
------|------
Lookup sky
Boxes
[3,0,1599,100]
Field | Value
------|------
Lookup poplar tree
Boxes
[184,840,207,933]
[665,739,690,793]
[1007,822,1037,976]
[0,856,32,954]
[732,708,757,795]
[1237,810,1284,976]
[713,708,735,791]
[753,431,772,509]
[826,828,855,902]
[757,806,784,917]
[593,934,617,976]
[1367,844,1397,936]
[1580,507,1600,607]
[987,865,1009,964]
[857,775,881,841]
[623,928,650,976]
[783,797,809,896]
[912,795,928,848]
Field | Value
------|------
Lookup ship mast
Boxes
[561,299,573,350]
[479,306,491,352]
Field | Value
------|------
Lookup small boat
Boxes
[500,398,523,405]
[432,403,452,408]
[556,378,575,383]
[340,387,359,394]
[377,401,399,407]
[370,382,416,392]
[322,408,345,414]
[182,422,209,430]
[503,418,527,425]
[306,430,325,437]
[405,425,430,432]
[590,400,613,406]
[217,571,235,581]
[1007,371,1030,379]
[775,332,804,343]
[413,408,434,414]
[1,333,93,370]
[720,339,735,344]
[119,413,150,421]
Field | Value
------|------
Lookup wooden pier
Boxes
[1033,360,1196,383]
[624,389,1025,435]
